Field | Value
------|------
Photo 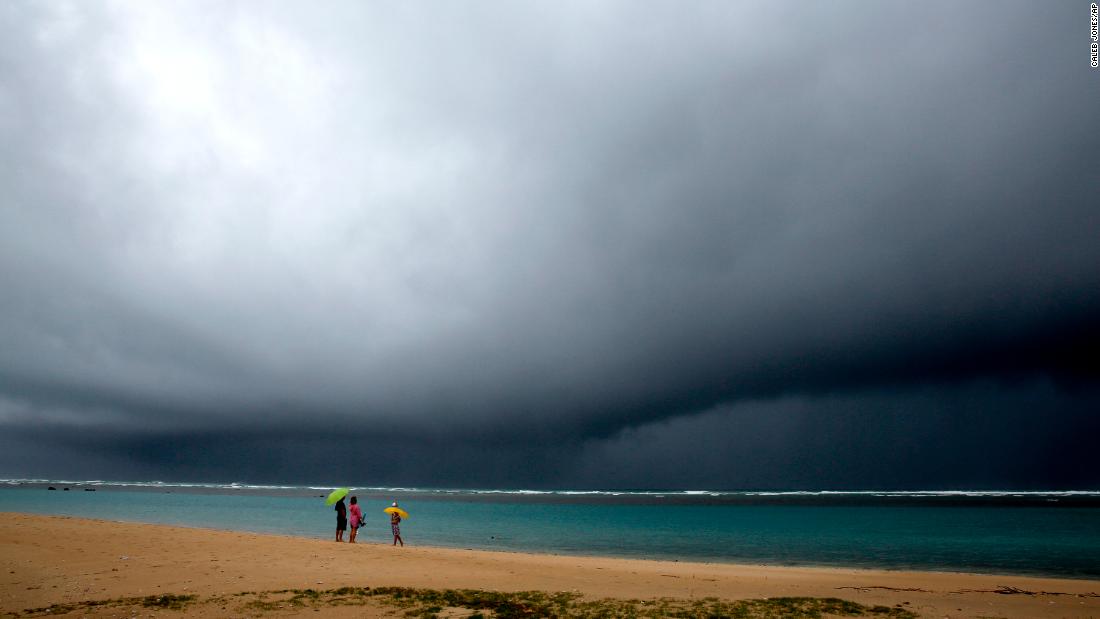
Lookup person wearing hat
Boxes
[390,502,404,546]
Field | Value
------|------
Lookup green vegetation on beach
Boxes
[17,593,197,616]
[14,586,917,618]
[360,586,918,618]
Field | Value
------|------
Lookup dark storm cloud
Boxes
[1,1,1097,486]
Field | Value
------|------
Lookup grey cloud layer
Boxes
[1,1,1097,485]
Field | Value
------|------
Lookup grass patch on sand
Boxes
[16,587,916,618]
[389,589,918,618]
[236,586,917,618]
[235,586,374,612]
[19,593,196,616]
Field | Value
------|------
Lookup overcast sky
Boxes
[1,1,1098,488]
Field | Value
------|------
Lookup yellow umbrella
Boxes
[384,506,409,519]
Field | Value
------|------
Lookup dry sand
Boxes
[2,512,1098,618]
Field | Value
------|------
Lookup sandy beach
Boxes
[1,513,1097,618]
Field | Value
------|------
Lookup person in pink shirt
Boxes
[348,496,363,543]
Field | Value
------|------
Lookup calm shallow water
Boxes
[2,483,1098,578]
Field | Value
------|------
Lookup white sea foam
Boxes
[2,480,1098,497]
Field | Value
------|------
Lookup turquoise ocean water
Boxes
[2,481,1098,579]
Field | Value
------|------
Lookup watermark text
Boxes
[1091,3,1099,67]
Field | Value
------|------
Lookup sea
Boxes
[2,480,1099,579]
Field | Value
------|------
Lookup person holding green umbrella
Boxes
[325,488,349,542]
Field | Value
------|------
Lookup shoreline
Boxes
[4,491,1099,581]
[3,513,1099,617]
[6,510,1098,583]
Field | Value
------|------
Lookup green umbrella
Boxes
[325,488,349,506]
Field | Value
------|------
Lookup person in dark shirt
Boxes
[335,498,347,542]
